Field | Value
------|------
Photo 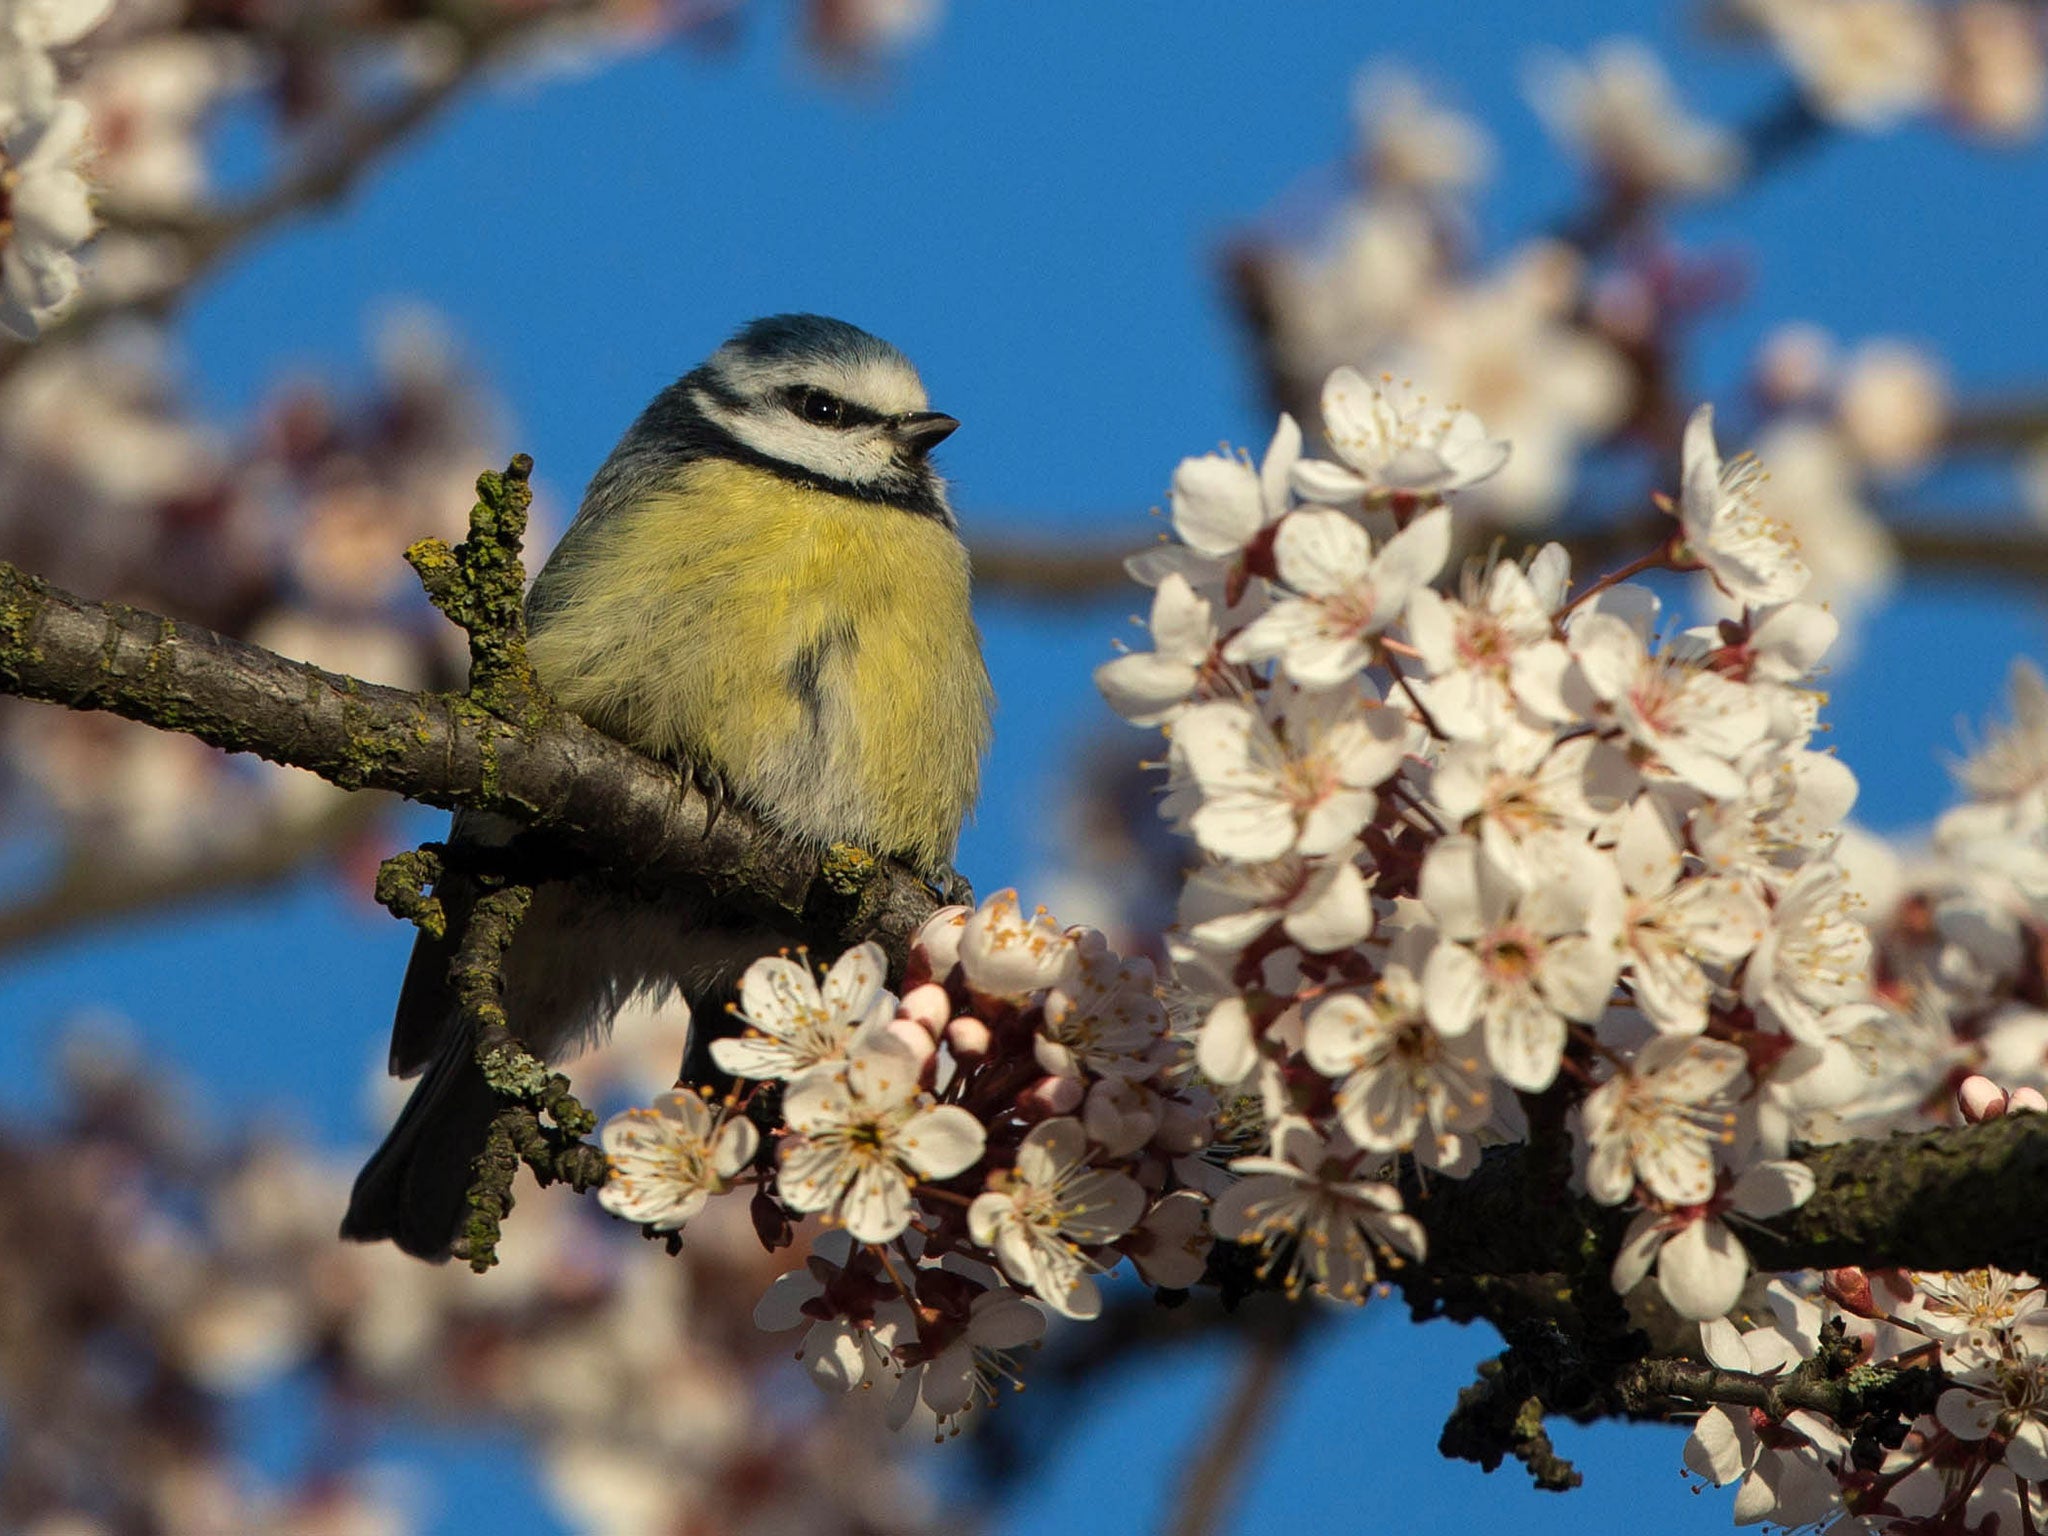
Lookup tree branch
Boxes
[1161,1312,1304,1536]
[967,515,2048,604]
[0,559,954,971]
[1401,1110,2048,1286]
[0,0,608,378]
[0,796,379,958]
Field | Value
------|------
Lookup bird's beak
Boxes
[893,411,960,455]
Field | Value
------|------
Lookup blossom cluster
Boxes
[598,893,1219,1436]
[1073,369,2048,1531]
[1241,35,1986,641]
[1095,366,1866,1321]
[0,0,105,338]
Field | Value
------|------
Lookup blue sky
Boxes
[6,1,2047,1532]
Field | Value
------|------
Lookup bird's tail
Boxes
[339,1034,502,1260]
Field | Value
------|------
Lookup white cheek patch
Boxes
[692,387,901,484]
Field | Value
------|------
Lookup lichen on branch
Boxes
[406,455,550,724]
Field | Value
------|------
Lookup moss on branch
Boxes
[405,455,549,724]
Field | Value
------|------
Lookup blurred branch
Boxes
[966,514,2048,605]
[1161,1311,1305,1536]
[0,795,379,959]
[0,0,605,377]
[1944,397,2048,452]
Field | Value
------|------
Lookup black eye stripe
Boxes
[784,386,886,430]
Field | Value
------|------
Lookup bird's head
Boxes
[684,314,959,524]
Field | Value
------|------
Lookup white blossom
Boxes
[1403,550,1574,740]
[1291,367,1510,501]
[1835,339,1948,475]
[1033,931,1169,1084]
[0,99,94,340]
[1743,859,1875,1044]
[710,942,894,1083]
[0,0,109,134]
[887,1282,1047,1437]
[1611,1159,1816,1319]
[1210,1118,1425,1301]
[1568,611,1772,800]
[1937,1346,2048,1481]
[1095,572,1219,726]
[1178,845,1375,960]
[597,1091,759,1231]
[1956,658,2048,824]
[1169,413,1301,559]
[777,1038,986,1243]
[754,1243,916,1393]
[1223,505,1452,688]
[1302,952,1493,1168]
[1613,795,1770,1034]
[1745,0,1943,130]
[1678,404,1810,609]
[1685,1285,1852,1525]
[1121,1189,1213,1289]
[1174,686,1407,862]
[1417,834,1623,1091]
[968,1118,1145,1319]
[958,889,1079,999]
[1352,65,1492,193]
[1528,40,1742,195]
[1580,1035,1745,1205]
[1432,728,1636,889]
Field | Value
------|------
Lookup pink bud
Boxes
[1018,1074,1083,1119]
[1957,1074,2009,1124]
[944,1016,992,1061]
[1823,1267,1877,1318]
[2010,1087,2048,1115]
[898,983,951,1038]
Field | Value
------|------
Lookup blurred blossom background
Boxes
[2,0,2047,1533]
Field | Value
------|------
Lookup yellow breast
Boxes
[525,458,992,874]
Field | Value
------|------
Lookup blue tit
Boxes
[342,315,994,1258]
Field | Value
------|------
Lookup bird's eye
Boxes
[793,388,846,427]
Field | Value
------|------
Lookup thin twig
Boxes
[0,795,380,958]
[1161,1314,1304,1536]
[0,0,607,379]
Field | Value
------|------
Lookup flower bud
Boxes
[878,1018,937,1076]
[944,1016,992,1061]
[1018,1074,1084,1119]
[1956,1073,2009,1123]
[1823,1267,1877,1317]
[898,982,951,1038]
